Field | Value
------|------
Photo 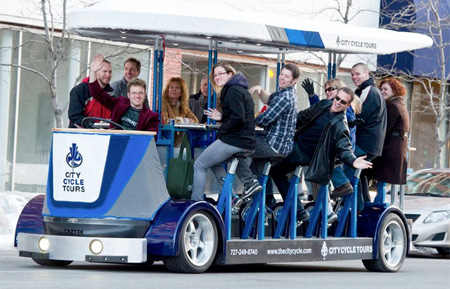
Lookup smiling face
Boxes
[325,85,338,99]
[351,65,370,87]
[380,83,394,100]
[128,85,146,109]
[96,61,112,87]
[213,66,233,88]
[278,68,297,89]
[124,61,140,82]
[330,90,351,113]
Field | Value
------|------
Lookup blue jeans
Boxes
[331,165,350,188]
[191,139,255,201]
[270,142,309,211]
[250,137,286,180]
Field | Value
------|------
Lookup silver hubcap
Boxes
[183,213,215,267]
[382,221,404,267]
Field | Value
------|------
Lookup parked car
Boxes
[402,168,450,256]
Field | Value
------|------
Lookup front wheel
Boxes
[163,211,218,273]
[363,213,407,272]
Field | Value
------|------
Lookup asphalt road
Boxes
[1,248,449,289]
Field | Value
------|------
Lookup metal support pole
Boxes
[276,54,281,90]
[327,53,332,80]
[399,184,405,210]
[332,53,337,78]
[157,42,164,117]
[152,38,159,113]
[207,40,213,125]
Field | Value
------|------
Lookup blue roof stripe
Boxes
[302,31,325,48]
[284,28,325,49]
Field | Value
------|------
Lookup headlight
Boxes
[38,237,50,252]
[89,239,103,255]
[424,210,450,224]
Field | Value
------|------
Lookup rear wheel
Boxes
[163,211,218,273]
[32,258,72,266]
[363,213,407,272]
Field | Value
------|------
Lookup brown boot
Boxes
[331,182,354,198]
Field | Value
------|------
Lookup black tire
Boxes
[363,213,407,272]
[163,211,218,273]
[32,258,72,267]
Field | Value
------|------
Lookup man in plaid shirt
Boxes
[245,64,299,202]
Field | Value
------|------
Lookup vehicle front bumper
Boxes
[17,233,147,263]
[410,219,450,250]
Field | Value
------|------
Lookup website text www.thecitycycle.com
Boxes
[267,247,312,256]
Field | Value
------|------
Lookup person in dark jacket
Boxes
[68,59,113,128]
[191,63,260,201]
[188,76,210,123]
[270,87,372,223]
[87,54,159,132]
[110,57,141,98]
[301,77,363,196]
[366,78,410,185]
[349,62,387,210]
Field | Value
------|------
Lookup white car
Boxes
[402,169,450,256]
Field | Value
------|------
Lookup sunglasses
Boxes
[325,87,336,93]
[334,96,348,105]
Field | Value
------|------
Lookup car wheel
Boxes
[32,258,72,266]
[163,211,218,273]
[363,213,407,272]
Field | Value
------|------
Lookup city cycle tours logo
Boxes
[321,241,328,260]
[335,36,377,50]
[66,143,83,168]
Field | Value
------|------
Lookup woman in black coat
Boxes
[367,78,410,184]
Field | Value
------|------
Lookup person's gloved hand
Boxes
[348,118,365,127]
[301,78,315,96]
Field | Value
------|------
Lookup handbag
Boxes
[167,134,194,199]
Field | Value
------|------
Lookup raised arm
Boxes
[249,85,270,104]
[89,54,104,85]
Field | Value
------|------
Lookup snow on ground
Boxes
[0,191,41,249]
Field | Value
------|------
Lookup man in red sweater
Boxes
[88,54,159,132]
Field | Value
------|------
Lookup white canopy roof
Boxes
[67,0,433,55]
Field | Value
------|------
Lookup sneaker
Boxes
[331,182,354,198]
[242,180,262,200]
[327,211,338,224]
[297,210,310,222]
[296,210,310,227]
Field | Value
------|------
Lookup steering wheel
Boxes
[81,117,126,130]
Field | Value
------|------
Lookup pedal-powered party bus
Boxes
[14,0,432,273]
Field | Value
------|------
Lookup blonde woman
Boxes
[161,77,198,146]
[161,77,198,124]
